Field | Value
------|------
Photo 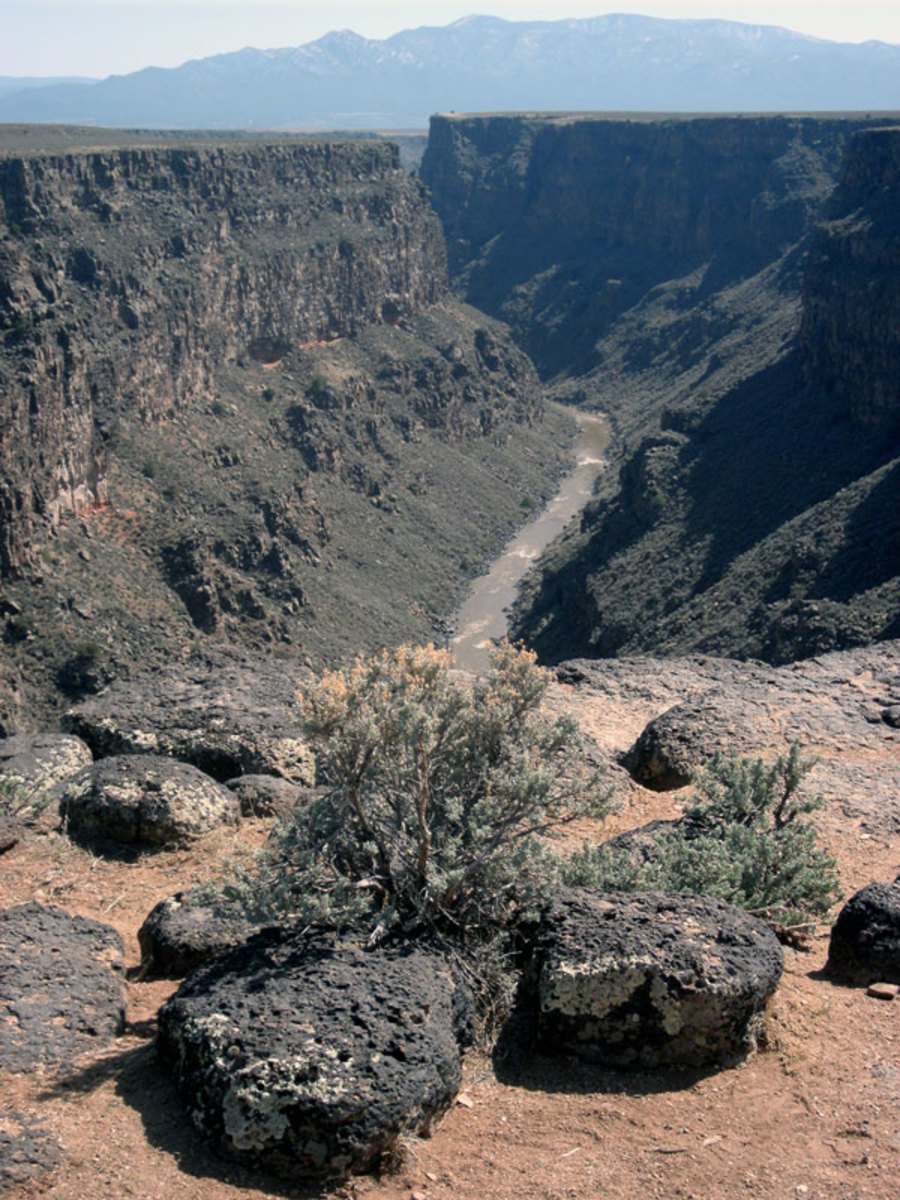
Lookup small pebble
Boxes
[866,981,898,1000]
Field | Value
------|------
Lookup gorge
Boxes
[2,110,900,722]
[2,106,900,1200]
[421,112,900,666]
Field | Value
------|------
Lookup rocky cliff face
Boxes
[422,113,891,386]
[0,137,569,730]
[0,141,445,578]
[801,127,900,434]
[470,116,900,665]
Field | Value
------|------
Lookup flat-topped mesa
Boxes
[801,127,900,433]
[0,141,447,576]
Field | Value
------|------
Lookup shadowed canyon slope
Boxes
[0,136,570,730]
[421,113,900,665]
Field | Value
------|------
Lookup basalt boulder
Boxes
[138,891,260,978]
[156,931,474,1181]
[0,733,92,817]
[533,889,783,1069]
[0,903,125,1073]
[225,775,320,819]
[0,1112,62,1192]
[64,655,315,784]
[826,880,900,985]
[58,755,240,847]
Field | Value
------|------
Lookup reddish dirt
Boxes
[2,674,898,1200]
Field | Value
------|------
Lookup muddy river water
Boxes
[449,407,611,674]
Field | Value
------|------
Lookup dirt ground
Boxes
[2,675,899,1200]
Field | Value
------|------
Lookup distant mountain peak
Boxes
[0,13,897,131]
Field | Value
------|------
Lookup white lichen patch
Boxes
[540,955,650,1018]
[222,1046,357,1152]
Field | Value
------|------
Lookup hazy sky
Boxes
[3,2,899,79]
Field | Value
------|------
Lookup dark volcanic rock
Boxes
[620,641,900,791]
[156,931,474,1181]
[534,890,783,1069]
[65,656,315,783]
[601,818,685,863]
[225,774,318,818]
[58,755,240,847]
[0,902,125,1073]
[827,881,900,985]
[0,732,92,809]
[138,891,260,978]
[0,1112,62,1192]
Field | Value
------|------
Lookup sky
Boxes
[2,1,900,79]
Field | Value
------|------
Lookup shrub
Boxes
[563,743,841,932]
[230,642,609,949]
[0,777,45,820]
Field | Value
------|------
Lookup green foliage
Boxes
[233,642,609,947]
[562,743,841,930]
[0,777,46,820]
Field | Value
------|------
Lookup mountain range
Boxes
[1,14,899,130]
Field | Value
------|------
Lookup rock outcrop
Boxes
[533,889,783,1068]
[157,931,474,1181]
[827,880,900,984]
[225,774,318,818]
[0,732,92,804]
[0,1112,62,1192]
[0,902,125,1072]
[58,755,240,846]
[138,891,259,978]
[64,653,315,782]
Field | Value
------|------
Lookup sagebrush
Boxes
[564,743,841,929]
[230,642,609,948]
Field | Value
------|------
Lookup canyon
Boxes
[2,110,900,1200]
[421,112,900,665]
[0,130,569,731]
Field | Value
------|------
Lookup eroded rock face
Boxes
[138,891,259,978]
[64,655,315,783]
[0,732,92,807]
[0,141,446,578]
[534,890,783,1069]
[0,902,125,1072]
[826,881,900,985]
[802,127,900,434]
[58,755,240,846]
[157,931,474,1180]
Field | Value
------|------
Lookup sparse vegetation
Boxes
[0,777,46,820]
[563,743,841,931]
[218,642,608,1022]
[233,642,608,940]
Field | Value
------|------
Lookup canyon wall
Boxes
[421,112,893,385]
[422,114,900,665]
[0,137,566,730]
[0,141,445,577]
[801,127,900,434]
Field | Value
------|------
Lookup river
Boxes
[449,407,611,674]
